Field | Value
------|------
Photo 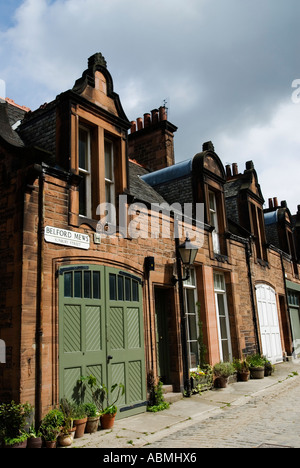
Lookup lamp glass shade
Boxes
[178,237,198,265]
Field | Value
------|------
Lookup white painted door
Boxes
[256,284,283,364]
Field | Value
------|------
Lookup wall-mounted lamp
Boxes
[172,236,198,285]
[173,235,198,397]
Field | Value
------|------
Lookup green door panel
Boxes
[59,265,146,419]
[105,267,147,418]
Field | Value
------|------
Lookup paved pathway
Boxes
[148,376,300,448]
[68,362,300,449]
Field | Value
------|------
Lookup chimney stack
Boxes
[268,198,274,209]
[273,197,278,208]
[128,106,177,172]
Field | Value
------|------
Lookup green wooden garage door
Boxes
[59,265,147,418]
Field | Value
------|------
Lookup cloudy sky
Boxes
[0,0,300,211]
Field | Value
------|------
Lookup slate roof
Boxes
[224,178,243,199]
[128,160,168,205]
[0,102,24,148]
[0,102,26,148]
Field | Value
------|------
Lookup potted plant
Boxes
[39,408,64,448]
[78,375,125,430]
[27,424,43,448]
[58,425,73,447]
[247,354,265,379]
[40,426,60,448]
[84,403,101,434]
[233,358,250,382]
[190,364,213,393]
[263,358,275,376]
[3,433,29,449]
[213,362,235,388]
[0,401,32,448]
[60,398,76,441]
[72,404,88,438]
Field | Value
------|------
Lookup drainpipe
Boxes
[280,253,293,356]
[245,239,261,355]
[36,167,45,427]
[174,219,191,397]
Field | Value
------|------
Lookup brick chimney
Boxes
[128,106,178,172]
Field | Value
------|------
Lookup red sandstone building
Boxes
[1,53,300,423]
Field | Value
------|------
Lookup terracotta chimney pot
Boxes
[130,121,137,134]
[151,109,159,124]
[232,163,238,176]
[144,113,151,128]
[137,117,143,131]
[159,106,167,121]
[225,165,232,178]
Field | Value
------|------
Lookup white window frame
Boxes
[104,138,115,223]
[183,268,199,370]
[214,272,232,362]
[209,191,220,254]
[78,126,92,218]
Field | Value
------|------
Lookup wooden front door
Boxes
[59,265,147,418]
[256,284,283,364]
[155,288,171,383]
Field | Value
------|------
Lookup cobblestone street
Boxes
[148,376,300,449]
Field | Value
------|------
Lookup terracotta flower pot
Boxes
[58,434,73,447]
[27,436,43,448]
[45,440,57,448]
[73,417,87,438]
[238,371,250,382]
[85,416,100,434]
[100,413,116,430]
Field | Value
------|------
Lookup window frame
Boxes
[209,190,221,255]
[183,268,200,370]
[104,138,115,206]
[214,272,232,363]
[250,202,268,263]
[78,125,92,219]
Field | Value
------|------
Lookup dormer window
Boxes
[62,53,131,228]
[78,126,91,218]
[250,202,268,263]
[192,142,229,260]
[209,191,221,254]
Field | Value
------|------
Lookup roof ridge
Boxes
[4,97,31,112]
